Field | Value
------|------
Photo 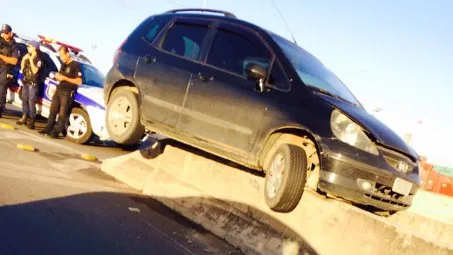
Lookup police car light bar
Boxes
[37,35,83,53]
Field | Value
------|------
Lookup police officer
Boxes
[16,40,42,129]
[39,46,82,138]
[0,24,20,118]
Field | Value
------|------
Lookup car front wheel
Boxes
[264,143,307,212]
[106,87,144,145]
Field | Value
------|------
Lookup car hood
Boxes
[317,94,417,159]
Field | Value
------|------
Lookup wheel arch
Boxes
[106,79,139,104]
[71,100,85,111]
[259,127,323,172]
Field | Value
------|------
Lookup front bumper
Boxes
[318,142,419,211]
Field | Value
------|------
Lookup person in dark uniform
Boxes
[0,24,20,118]
[16,40,42,129]
[39,46,82,138]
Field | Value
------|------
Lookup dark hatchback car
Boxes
[104,9,420,213]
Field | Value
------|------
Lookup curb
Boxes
[101,147,453,255]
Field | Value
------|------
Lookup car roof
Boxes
[156,11,266,34]
[154,10,296,48]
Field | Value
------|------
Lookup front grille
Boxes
[365,194,409,207]
[379,147,414,174]
[373,183,403,199]
[384,156,399,169]
[364,183,411,207]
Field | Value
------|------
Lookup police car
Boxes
[7,35,109,144]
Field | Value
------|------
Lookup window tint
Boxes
[41,53,58,72]
[80,63,105,88]
[268,60,290,90]
[207,27,271,77]
[161,22,209,61]
[144,17,166,42]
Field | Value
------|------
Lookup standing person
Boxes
[16,40,42,129]
[0,24,20,118]
[39,46,82,138]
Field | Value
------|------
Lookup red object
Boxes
[420,161,453,197]
[37,35,83,53]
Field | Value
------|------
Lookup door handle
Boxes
[144,56,156,63]
[197,72,214,82]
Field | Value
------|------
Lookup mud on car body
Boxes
[104,9,420,213]
[8,35,109,143]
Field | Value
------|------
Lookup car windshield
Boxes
[271,34,360,106]
[79,62,105,88]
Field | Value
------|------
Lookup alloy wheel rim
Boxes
[108,96,133,136]
[266,153,285,199]
[67,113,88,139]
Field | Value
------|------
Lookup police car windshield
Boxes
[79,63,105,88]
[271,34,360,106]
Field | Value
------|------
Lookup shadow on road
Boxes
[0,191,318,255]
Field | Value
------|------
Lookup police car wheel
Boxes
[106,87,145,145]
[66,107,93,144]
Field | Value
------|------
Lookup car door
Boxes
[134,18,212,130]
[178,22,275,157]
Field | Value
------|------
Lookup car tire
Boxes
[66,107,93,144]
[264,143,307,212]
[106,87,145,145]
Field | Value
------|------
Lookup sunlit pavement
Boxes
[0,104,241,255]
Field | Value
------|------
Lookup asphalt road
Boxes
[0,105,242,255]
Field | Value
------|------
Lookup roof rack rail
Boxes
[165,8,237,18]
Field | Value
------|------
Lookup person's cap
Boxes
[27,40,40,49]
[0,24,12,34]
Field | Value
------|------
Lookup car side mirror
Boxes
[245,63,267,92]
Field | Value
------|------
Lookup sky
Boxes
[2,0,452,167]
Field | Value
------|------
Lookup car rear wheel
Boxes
[264,143,307,212]
[106,87,144,145]
[66,107,92,144]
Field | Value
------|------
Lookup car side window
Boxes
[268,60,291,90]
[144,17,167,43]
[80,63,105,88]
[160,22,209,61]
[207,24,271,77]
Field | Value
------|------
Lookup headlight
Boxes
[330,110,379,155]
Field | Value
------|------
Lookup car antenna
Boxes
[271,0,298,45]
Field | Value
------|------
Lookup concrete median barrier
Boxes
[102,142,453,255]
